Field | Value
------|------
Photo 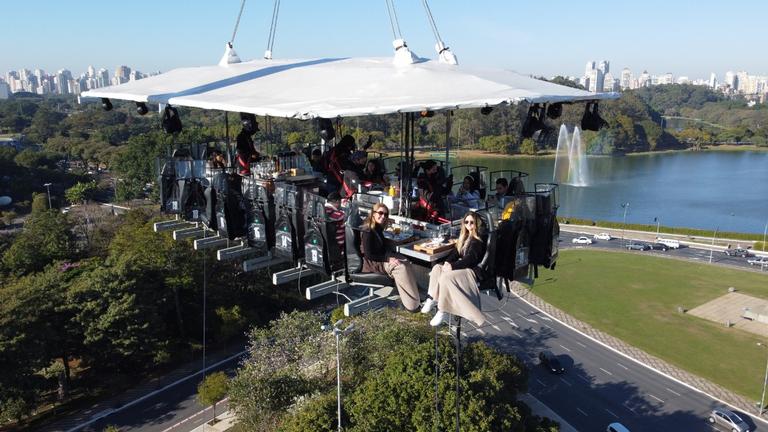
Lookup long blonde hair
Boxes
[364,203,389,230]
[456,211,482,254]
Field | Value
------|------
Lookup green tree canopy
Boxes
[2,210,74,275]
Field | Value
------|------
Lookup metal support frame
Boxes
[194,236,230,251]
[343,286,390,316]
[305,278,349,300]
[173,226,209,240]
[242,253,286,272]
[217,242,258,261]
[272,263,317,285]
[154,219,193,233]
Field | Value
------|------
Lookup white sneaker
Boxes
[430,310,447,327]
[421,298,436,314]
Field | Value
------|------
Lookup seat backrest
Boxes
[345,225,363,274]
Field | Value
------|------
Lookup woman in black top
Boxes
[360,203,421,311]
[421,211,487,326]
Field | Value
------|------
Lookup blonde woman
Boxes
[360,203,421,311]
[421,211,487,326]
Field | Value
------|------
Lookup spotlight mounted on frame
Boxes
[521,103,551,140]
[581,101,609,131]
[240,112,259,135]
[546,102,563,119]
[136,102,148,116]
[161,105,183,134]
[101,98,113,111]
[419,110,435,118]
[480,106,493,116]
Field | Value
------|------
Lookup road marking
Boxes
[476,328,486,335]
[648,394,665,404]
[535,378,546,386]
[559,344,571,352]
[539,315,553,321]
[599,367,613,376]
[529,327,539,334]
[623,401,639,414]
[560,377,572,386]
[605,408,619,419]
[517,312,538,323]
[500,310,513,319]
[576,374,591,383]
[502,317,519,328]
[666,387,682,397]
[575,341,587,348]
[576,407,589,417]
[541,324,551,330]
[616,362,629,370]
[160,397,229,432]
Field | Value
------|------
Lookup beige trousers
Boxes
[428,265,485,326]
[383,261,421,312]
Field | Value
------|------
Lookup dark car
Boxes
[648,243,669,251]
[625,243,650,251]
[538,350,565,374]
[724,248,752,258]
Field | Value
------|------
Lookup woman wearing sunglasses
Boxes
[421,211,486,326]
[360,203,421,311]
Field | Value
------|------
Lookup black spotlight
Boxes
[419,110,435,118]
[101,98,113,111]
[546,102,563,119]
[318,118,335,141]
[521,104,547,138]
[480,106,493,115]
[161,105,183,134]
[136,102,148,116]
[240,112,259,134]
[581,101,609,131]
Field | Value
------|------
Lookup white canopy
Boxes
[82,57,617,119]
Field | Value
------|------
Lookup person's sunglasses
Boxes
[375,210,388,216]
[464,220,474,225]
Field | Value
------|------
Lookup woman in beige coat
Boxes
[421,211,487,326]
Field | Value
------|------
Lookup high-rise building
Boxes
[638,70,651,88]
[87,65,95,78]
[0,80,9,99]
[658,73,674,85]
[598,60,609,75]
[724,71,737,90]
[620,68,632,90]
[585,61,596,77]
[97,68,109,88]
[603,72,618,92]
[709,72,717,89]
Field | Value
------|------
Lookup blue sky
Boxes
[2,0,766,79]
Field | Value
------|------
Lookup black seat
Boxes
[345,225,396,286]
[477,214,503,301]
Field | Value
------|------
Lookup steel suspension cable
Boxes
[266,0,281,54]
[230,0,247,45]
[385,0,404,40]
[421,0,443,45]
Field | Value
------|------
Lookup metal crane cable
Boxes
[421,0,443,45]
[230,0,247,45]
[385,0,404,40]
[266,0,281,54]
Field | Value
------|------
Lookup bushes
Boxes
[558,216,763,242]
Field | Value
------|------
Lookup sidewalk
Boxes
[40,343,245,432]
[508,284,765,423]
[189,410,236,432]
[518,393,578,432]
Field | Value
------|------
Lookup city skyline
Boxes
[1,0,767,79]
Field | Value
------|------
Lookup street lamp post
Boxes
[654,217,660,237]
[43,183,52,209]
[762,219,767,271]
[758,342,768,415]
[709,226,719,264]
[621,202,630,246]
[323,320,355,432]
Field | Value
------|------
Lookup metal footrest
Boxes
[242,253,286,272]
[154,220,192,232]
[344,293,389,316]
[217,243,257,261]
[305,279,349,300]
[272,264,317,285]
[173,226,208,241]
[194,236,230,250]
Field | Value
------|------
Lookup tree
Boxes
[2,210,74,275]
[31,192,49,214]
[519,138,537,155]
[65,181,98,205]
[197,372,229,423]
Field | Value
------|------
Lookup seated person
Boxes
[324,192,345,252]
[310,148,324,174]
[363,159,387,186]
[413,160,449,221]
[208,149,227,169]
[360,203,421,312]
[450,175,481,209]
[235,129,260,175]
[421,211,487,326]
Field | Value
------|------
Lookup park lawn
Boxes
[534,249,768,401]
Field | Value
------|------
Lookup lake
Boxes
[451,151,768,234]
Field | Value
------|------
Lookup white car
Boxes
[748,257,768,266]
[572,236,593,245]
[593,232,612,240]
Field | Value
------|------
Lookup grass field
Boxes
[535,249,768,401]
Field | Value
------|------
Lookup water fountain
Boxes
[553,124,589,186]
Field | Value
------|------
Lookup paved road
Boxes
[560,230,766,272]
[465,294,760,431]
